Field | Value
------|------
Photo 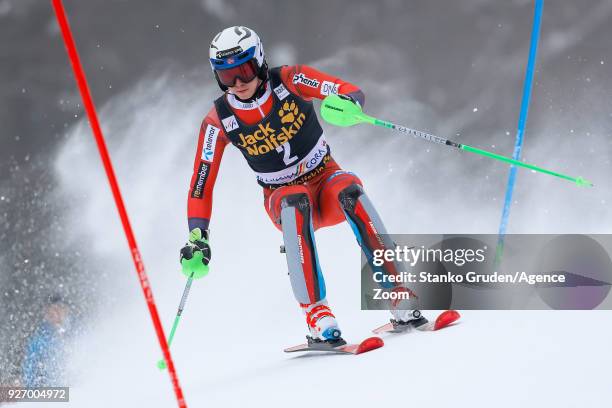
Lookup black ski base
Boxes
[305,335,347,350]
[284,336,354,354]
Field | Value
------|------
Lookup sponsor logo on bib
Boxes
[274,84,290,100]
[237,100,306,156]
[222,115,239,132]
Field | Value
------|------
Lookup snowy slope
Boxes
[35,46,612,407]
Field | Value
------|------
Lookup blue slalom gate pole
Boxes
[496,0,544,263]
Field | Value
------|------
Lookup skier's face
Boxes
[229,77,261,100]
[46,303,69,327]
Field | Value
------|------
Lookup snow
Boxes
[38,308,612,407]
[23,47,611,407]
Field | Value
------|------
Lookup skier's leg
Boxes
[318,171,392,261]
[265,185,341,340]
[319,171,421,323]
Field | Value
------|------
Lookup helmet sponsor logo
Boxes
[222,115,239,132]
[201,124,219,162]
[320,81,339,96]
[216,46,243,59]
[292,73,320,88]
[191,161,210,199]
[237,100,306,156]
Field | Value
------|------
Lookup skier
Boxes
[180,26,423,344]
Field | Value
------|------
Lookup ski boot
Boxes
[302,299,344,346]
[384,285,426,330]
[390,309,428,331]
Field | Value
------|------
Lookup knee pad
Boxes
[338,183,364,212]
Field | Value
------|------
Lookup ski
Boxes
[372,310,460,334]
[284,336,384,355]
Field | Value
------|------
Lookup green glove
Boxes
[179,228,210,279]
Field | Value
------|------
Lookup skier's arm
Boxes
[280,64,365,107]
[187,107,230,233]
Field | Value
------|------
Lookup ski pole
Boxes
[496,0,545,266]
[320,95,593,187]
[157,271,195,370]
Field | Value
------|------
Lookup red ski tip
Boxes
[355,336,384,354]
[434,310,460,331]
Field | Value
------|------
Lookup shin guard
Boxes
[280,193,326,305]
[339,184,400,287]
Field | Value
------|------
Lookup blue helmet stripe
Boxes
[210,46,256,70]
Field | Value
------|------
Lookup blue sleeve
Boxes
[188,217,210,233]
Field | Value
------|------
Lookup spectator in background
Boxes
[22,294,70,387]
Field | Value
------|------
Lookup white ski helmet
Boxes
[209,26,267,91]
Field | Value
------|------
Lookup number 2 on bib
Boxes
[276,142,298,165]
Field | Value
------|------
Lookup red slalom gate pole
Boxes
[51,1,187,406]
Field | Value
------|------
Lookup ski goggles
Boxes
[215,59,258,87]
